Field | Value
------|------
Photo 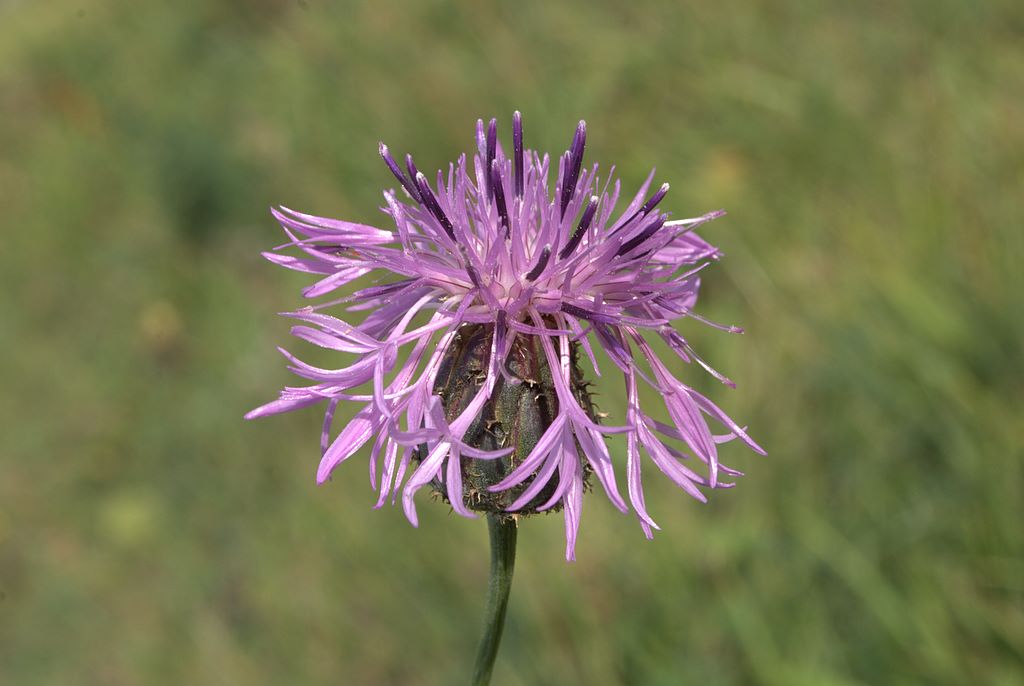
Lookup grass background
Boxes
[1,1,1022,684]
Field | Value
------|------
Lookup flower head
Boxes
[247,113,764,560]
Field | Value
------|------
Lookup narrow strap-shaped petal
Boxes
[317,405,380,483]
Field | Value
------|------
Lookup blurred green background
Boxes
[2,1,1022,684]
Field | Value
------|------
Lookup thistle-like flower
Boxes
[247,113,764,560]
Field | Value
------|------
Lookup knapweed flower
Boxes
[247,113,764,560]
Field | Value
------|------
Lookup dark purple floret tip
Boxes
[404,154,422,201]
[512,111,524,198]
[616,214,668,257]
[490,159,510,238]
[484,118,498,199]
[560,120,587,217]
[379,142,421,202]
[641,183,671,214]
[525,245,552,282]
[414,171,456,241]
[559,195,599,260]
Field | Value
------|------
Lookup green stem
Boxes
[471,514,518,686]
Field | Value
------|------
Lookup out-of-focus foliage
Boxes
[1,1,1021,684]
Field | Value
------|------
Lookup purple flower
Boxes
[247,113,764,560]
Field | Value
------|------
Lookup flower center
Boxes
[425,323,597,516]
